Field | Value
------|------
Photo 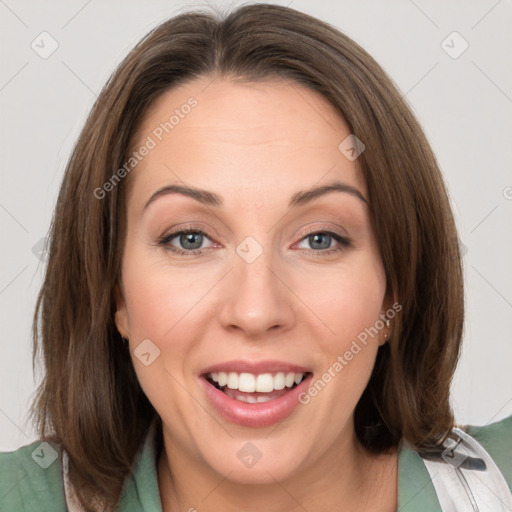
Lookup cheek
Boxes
[296,256,386,345]
[121,245,208,340]
[120,242,227,400]
[119,243,202,394]
[295,253,386,400]
[120,247,207,421]
[286,256,386,452]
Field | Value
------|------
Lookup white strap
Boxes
[421,427,512,511]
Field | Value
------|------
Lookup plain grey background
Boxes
[1,0,511,451]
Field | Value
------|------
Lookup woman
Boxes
[1,3,510,511]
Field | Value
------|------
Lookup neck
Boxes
[157,426,398,512]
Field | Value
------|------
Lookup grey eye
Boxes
[179,232,204,250]
[308,233,332,250]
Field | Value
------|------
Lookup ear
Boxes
[378,289,396,347]
[114,282,130,339]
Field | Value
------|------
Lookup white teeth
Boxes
[207,371,307,393]
[232,394,260,404]
[285,372,295,387]
[227,372,239,389]
[238,373,256,393]
[256,373,274,392]
[217,372,227,387]
[273,372,285,390]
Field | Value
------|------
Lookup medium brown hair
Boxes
[31,3,464,510]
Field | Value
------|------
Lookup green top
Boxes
[1,415,511,511]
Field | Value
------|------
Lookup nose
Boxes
[217,246,296,339]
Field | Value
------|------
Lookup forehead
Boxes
[126,76,367,208]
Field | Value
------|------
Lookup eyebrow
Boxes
[143,179,368,212]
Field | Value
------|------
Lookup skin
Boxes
[115,76,398,511]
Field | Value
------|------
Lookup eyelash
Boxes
[157,226,352,257]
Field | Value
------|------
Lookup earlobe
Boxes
[379,290,397,346]
[114,283,129,339]
[379,319,391,347]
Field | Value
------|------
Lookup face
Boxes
[115,76,391,483]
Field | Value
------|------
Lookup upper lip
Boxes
[199,360,312,377]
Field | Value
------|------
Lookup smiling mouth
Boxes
[203,371,312,403]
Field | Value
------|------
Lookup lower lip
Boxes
[201,374,313,428]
